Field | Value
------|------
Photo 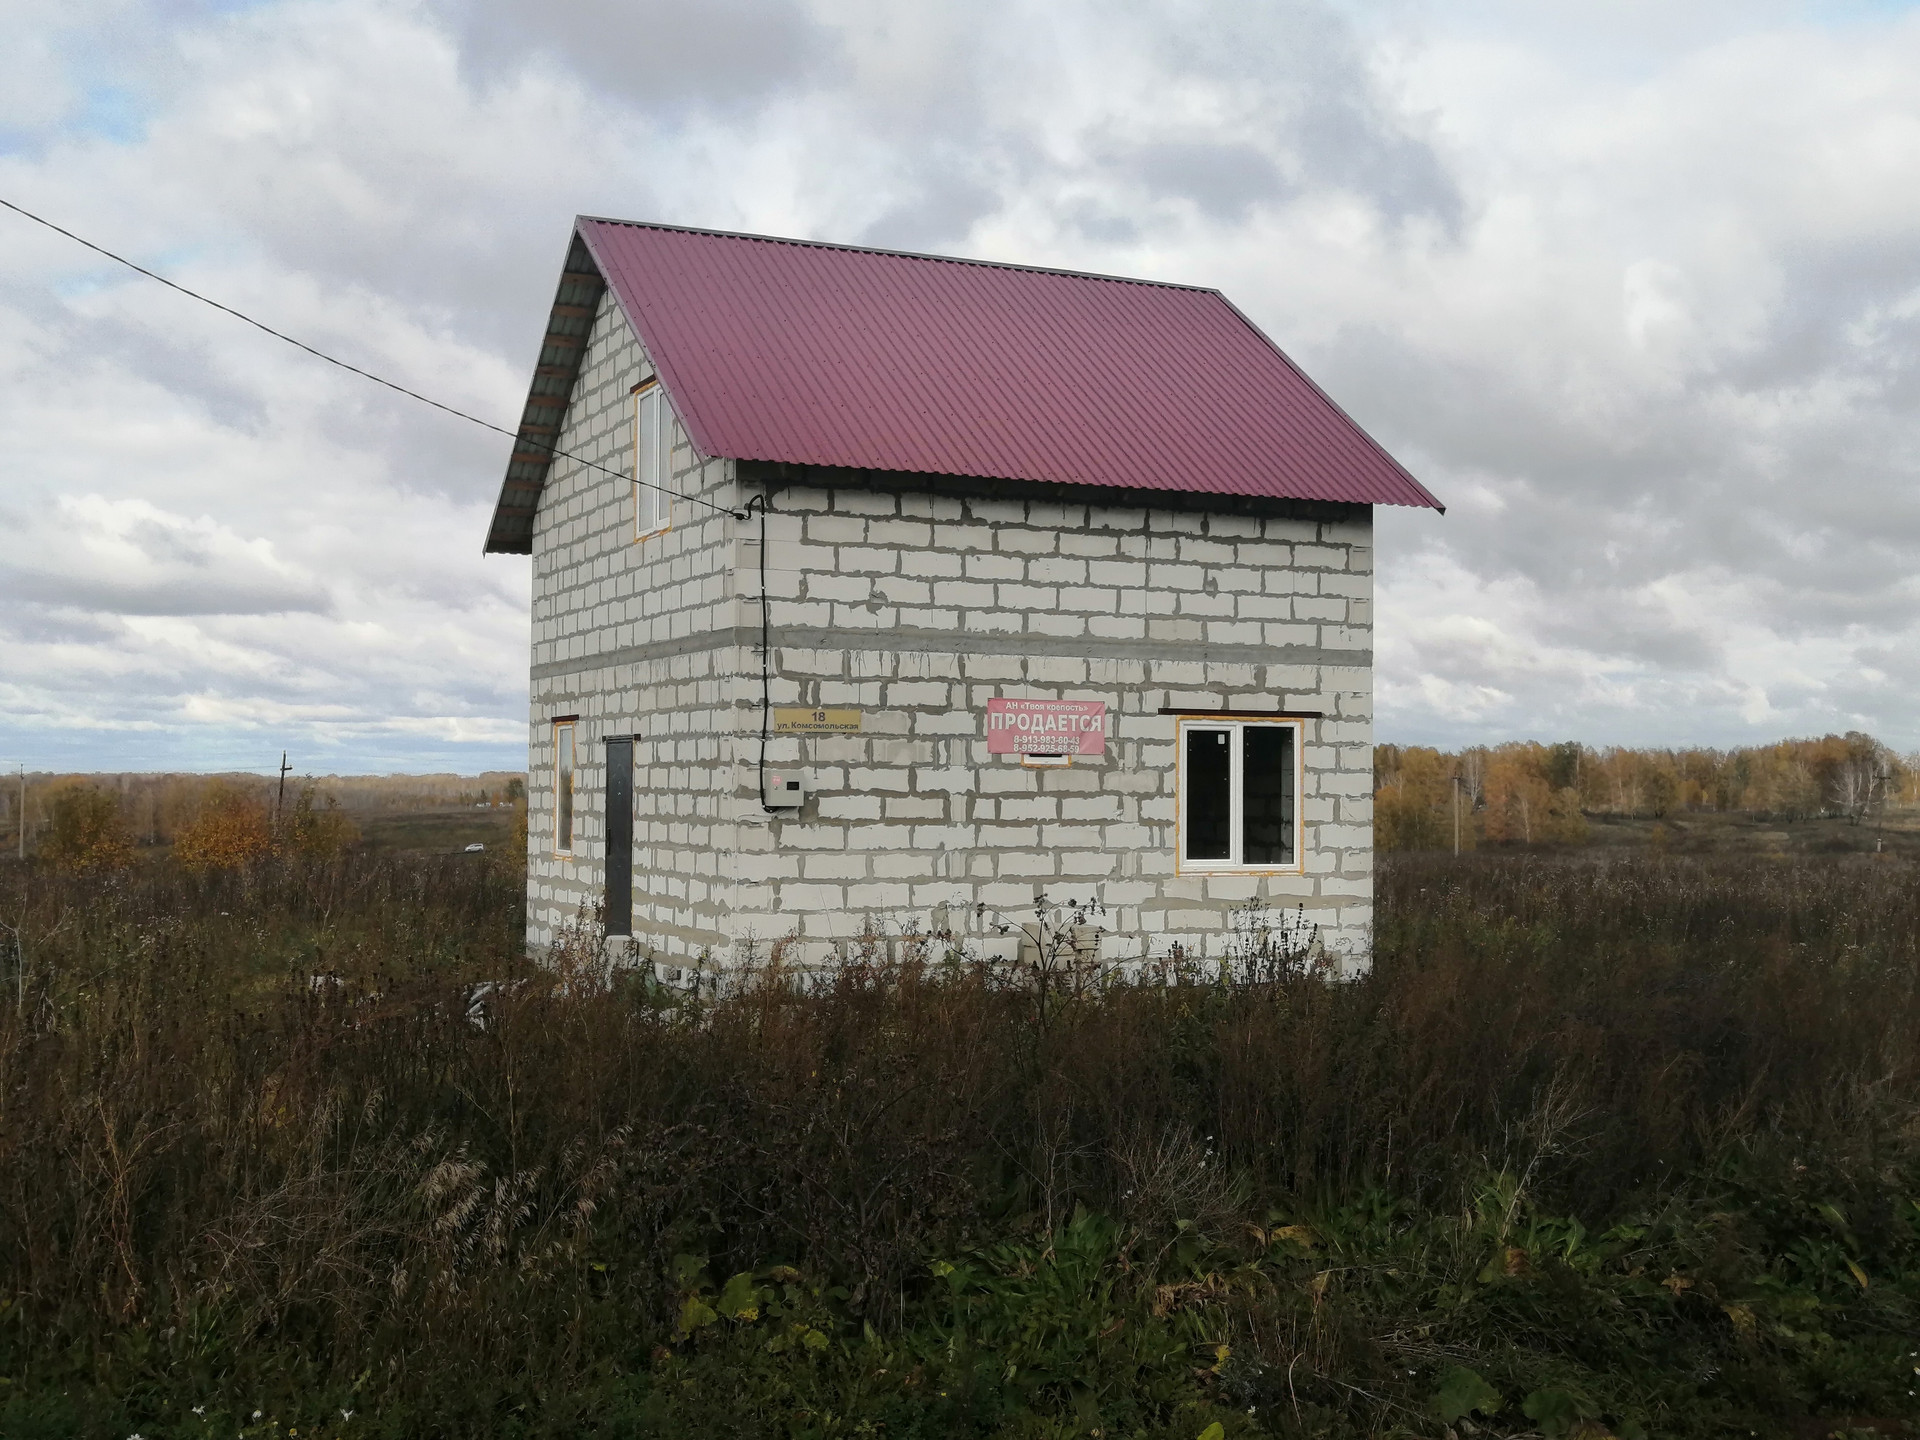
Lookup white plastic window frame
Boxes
[553,720,576,855]
[632,381,674,542]
[1173,716,1305,875]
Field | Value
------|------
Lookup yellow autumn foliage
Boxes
[1376,731,1905,850]
[172,785,274,872]
[171,782,360,871]
[41,785,135,872]
[283,784,360,861]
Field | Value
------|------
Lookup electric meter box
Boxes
[763,770,808,808]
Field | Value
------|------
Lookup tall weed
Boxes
[0,851,1916,1435]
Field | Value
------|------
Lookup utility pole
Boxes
[16,764,23,862]
[1452,775,1463,857]
[275,751,291,830]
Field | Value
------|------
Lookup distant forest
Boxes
[4,741,1912,860]
[0,771,525,854]
[1376,733,1908,850]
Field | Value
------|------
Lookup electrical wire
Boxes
[0,195,743,518]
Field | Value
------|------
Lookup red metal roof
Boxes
[579,218,1439,510]
[490,219,1439,551]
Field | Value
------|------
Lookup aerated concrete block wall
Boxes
[526,288,741,955]
[724,483,1374,967]
[526,293,1376,967]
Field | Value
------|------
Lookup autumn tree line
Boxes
[0,771,525,872]
[5,740,1911,866]
[1376,732,1909,850]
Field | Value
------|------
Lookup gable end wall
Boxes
[527,287,740,954]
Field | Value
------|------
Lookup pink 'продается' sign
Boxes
[985,698,1108,756]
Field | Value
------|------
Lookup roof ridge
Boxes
[574,215,1221,294]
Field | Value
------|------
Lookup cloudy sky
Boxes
[3,0,1920,773]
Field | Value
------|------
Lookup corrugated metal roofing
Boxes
[486,218,1439,551]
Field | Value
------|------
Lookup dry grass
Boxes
[1,850,1917,1436]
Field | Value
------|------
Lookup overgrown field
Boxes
[2,853,1918,1438]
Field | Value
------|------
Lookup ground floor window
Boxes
[1177,717,1302,872]
[554,720,576,853]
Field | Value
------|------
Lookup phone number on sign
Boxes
[985,699,1108,755]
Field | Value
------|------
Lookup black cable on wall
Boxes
[744,490,776,813]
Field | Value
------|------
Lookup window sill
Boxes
[1175,862,1307,877]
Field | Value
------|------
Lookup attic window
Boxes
[633,382,673,540]
[1176,717,1302,873]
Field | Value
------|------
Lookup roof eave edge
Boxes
[736,457,1424,511]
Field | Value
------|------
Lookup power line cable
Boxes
[0,196,741,518]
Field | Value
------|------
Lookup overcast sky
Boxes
[4,0,1920,774]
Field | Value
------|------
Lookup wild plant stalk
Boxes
[0,849,1917,1433]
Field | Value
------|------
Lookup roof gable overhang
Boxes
[483,234,605,555]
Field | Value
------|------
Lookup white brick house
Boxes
[484,219,1441,971]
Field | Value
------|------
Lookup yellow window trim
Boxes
[553,719,577,856]
[633,381,673,543]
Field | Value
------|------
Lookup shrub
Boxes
[171,782,273,870]
[38,785,133,871]
[282,782,359,860]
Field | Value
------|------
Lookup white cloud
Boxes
[3,0,1920,771]
[7,495,328,615]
